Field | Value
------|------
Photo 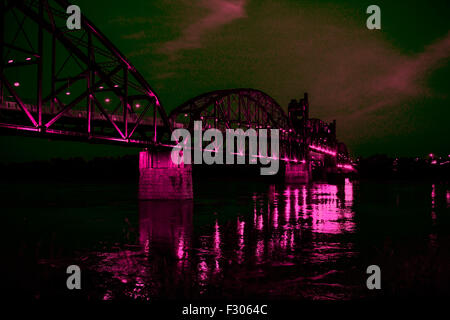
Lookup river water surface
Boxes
[2,178,450,300]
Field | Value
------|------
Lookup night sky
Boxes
[1,0,450,163]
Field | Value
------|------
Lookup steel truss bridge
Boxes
[0,0,353,168]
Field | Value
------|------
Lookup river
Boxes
[2,178,449,300]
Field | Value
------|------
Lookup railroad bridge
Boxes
[0,0,355,199]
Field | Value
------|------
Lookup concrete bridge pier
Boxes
[285,161,311,184]
[138,149,193,200]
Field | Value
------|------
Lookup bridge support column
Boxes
[285,161,311,184]
[139,149,193,200]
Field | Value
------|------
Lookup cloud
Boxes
[310,30,450,118]
[159,0,247,56]
[122,30,146,40]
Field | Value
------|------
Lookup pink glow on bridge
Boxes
[309,144,337,156]
[337,163,354,171]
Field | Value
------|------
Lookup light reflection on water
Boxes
[91,179,361,300]
[5,179,449,300]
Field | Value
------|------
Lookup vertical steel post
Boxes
[87,32,93,134]
[153,102,157,143]
[123,67,128,139]
[50,33,55,113]
[37,0,43,128]
[0,0,4,106]
[214,101,217,129]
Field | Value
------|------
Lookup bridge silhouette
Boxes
[1,0,355,199]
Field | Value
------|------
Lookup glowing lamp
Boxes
[105,98,110,103]
[13,82,20,87]
[26,57,31,61]
[66,91,71,95]
[135,104,140,108]
[8,59,13,63]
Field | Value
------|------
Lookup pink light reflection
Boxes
[237,218,245,264]
[284,187,291,223]
[344,178,353,203]
[309,184,355,234]
[446,190,450,207]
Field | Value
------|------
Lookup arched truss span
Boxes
[0,0,171,144]
[170,88,290,133]
[170,88,310,161]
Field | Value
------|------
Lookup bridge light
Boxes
[13,82,20,87]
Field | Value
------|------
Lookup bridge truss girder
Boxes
[0,0,172,145]
[170,88,307,161]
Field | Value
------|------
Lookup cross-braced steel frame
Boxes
[170,88,309,161]
[0,1,352,165]
[0,0,172,146]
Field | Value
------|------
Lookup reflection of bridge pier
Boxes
[139,200,193,259]
[138,149,193,200]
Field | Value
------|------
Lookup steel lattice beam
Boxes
[0,0,172,145]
